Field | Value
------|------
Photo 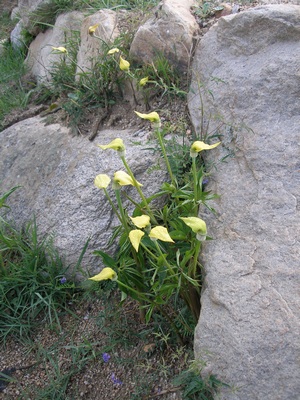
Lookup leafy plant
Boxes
[0,45,29,131]
[0,11,15,41]
[88,110,220,344]
[0,188,79,342]
[135,52,187,104]
[173,368,226,399]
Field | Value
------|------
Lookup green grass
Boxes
[0,187,226,398]
[28,0,159,32]
[0,212,78,342]
[0,45,30,130]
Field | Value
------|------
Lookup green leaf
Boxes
[92,250,116,268]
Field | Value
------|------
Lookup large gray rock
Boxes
[0,117,166,274]
[17,0,56,35]
[76,10,119,75]
[26,11,85,83]
[188,5,300,399]
[130,0,199,73]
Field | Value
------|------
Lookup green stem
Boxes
[156,304,185,345]
[103,189,122,224]
[140,242,159,261]
[155,127,176,187]
[189,239,201,278]
[153,240,177,278]
[120,156,158,224]
[116,280,184,344]
[192,157,199,215]
[115,190,130,235]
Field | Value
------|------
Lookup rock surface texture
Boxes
[188,5,300,399]
[26,11,85,83]
[0,117,165,273]
[130,0,199,72]
[76,10,119,74]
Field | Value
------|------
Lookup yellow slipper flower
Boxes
[97,138,125,156]
[88,23,99,35]
[89,267,117,281]
[94,174,111,189]
[113,171,142,188]
[119,56,130,71]
[134,111,161,128]
[51,46,67,53]
[129,229,145,252]
[139,77,149,86]
[190,141,220,157]
[130,215,150,229]
[180,216,207,241]
[134,111,160,123]
[149,226,174,243]
[107,48,120,55]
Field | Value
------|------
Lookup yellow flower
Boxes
[180,217,207,241]
[134,111,160,123]
[139,77,149,86]
[130,215,150,229]
[88,23,99,35]
[89,267,117,281]
[51,46,67,53]
[149,226,174,243]
[190,141,220,158]
[97,138,125,155]
[94,174,111,189]
[113,171,142,187]
[129,229,145,252]
[107,48,120,55]
[119,56,130,71]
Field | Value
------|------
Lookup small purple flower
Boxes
[202,178,209,185]
[60,277,67,284]
[102,353,111,363]
[111,373,122,385]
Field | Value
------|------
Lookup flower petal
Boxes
[88,23,99,35]
[94,174,111,189]
[107,48,120,55]
[130,215,150,229]
[114,171,142,187]
[149,226,174,243]
[190,141,220,157]
[134,111,160,123]
[52,46,67,53]
[89,267,117,281]
[139,77,149,86]
[97,138,125,152]
[129,229,145,252]
[180,217,207,235]
[119,56,130,71]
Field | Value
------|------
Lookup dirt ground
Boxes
[0,293,190,400]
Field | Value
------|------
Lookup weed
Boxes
[0,45,29,131]
[0,189,79,342]
[173,367,226,399]
[29,0,159,32]
[0,12,15,41]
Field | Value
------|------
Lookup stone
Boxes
[188,5,300,399]
[10,20,26,51]
[130,0,199,73]
[26,11,85,83]
[0,117,167,274]
[76,10,119,75]
[17,0,56,36]
[1,0,17,15]
[214,3,232,18]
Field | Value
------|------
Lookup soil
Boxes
[0,293,191,400]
